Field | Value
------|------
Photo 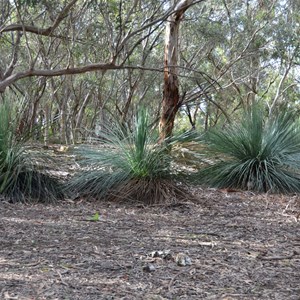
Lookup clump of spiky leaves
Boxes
[67,109,191,204]
[197,105,300,193]
[0,100,64,202]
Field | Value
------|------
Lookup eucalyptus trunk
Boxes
[159,0,193,141]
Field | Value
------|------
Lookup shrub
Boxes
[67,108,191,204]
[196,106,300,193]
[0,101,64,202]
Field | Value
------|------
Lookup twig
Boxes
[23,259,46,267]
[257,251,298,261]
[56,270,69,286]
[0,288,5,300]
[168,267,193,291]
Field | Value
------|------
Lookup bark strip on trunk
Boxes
[159,0,193,141]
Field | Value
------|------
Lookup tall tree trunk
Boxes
[159,0,193,141]
[74,91,92,142]
[60,97,68,144]
[44,103,49,146]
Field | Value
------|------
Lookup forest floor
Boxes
[0,187,299,300]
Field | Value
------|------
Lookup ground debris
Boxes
[175,253,192,266]
[0,189,299,299]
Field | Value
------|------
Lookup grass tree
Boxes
[197,105,300,193]
[0,101,63,202]
[67,108,191,204]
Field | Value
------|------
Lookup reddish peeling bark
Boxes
[159,0,193,141]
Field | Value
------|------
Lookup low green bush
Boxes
[196,105,300,193]
[67,109,192,204]
[0,101,64,202]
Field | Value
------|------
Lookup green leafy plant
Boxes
[196,105,300,193]
[0,100,64,202]
[67,108,191,204]
[87,212,100,222]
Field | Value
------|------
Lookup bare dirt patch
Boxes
[0,189,299,299]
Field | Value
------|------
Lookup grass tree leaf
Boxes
[196,105,300,193]
[66,107,192,204]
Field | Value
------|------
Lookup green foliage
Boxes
[0,101,63,202]
[196,105,300,193]
[17,0,40,7]
[67,108,190,204]
[87,212,100,222]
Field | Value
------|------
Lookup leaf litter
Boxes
[0,188,299,299]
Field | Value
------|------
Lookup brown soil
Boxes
[0,189,299,300]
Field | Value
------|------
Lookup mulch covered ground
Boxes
[0,188,299,300]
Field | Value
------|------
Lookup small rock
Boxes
[143,264,156,272]
[149,250,172,259]
[175,253,192,266]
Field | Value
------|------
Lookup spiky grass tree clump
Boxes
[0,101,64,202]
[67,109,190,204]
[197,106,300,193]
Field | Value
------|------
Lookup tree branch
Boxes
[0,0,78,37]
[0,62,120,92]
